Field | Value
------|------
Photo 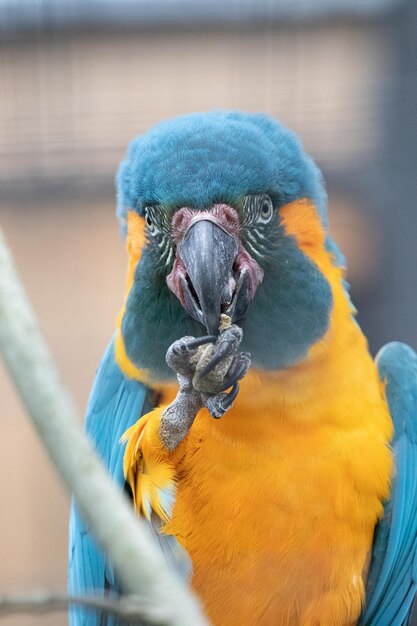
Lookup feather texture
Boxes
[120,201,393,625]
[69,111,415,625]
[359,342,417,626]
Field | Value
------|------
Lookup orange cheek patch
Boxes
[125,210,146,296]
[280,198,335,276]
[115,209,177,388]
[280,198,326,252]
[116,209,146,351]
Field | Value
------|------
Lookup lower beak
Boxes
[179,219,238,335]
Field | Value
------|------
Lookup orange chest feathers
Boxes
[121,202,393,625]
[162,358,392,626]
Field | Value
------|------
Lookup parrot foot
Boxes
[193,325,243,383]
[160,325,251,449]
[160,375,203,451]
[192,325,249,394]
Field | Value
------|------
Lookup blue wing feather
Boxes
[68,337,157,625]
[359,342,417,626]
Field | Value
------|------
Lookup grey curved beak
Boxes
[179,220,238,335]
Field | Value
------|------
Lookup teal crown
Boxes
[116,109,343,266]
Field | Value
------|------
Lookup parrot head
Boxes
[116,110,344,381]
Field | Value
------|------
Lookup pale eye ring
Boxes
[144,208,158,234]
[258,195,274,223]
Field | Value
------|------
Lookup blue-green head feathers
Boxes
[117,111,328,228]
[116,110,343,380]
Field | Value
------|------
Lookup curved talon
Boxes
[205,383,240,419]
[205,393,227,419]
[183,335,217,351]
[171,335,216,356]
[221,382,239,411]
[195,341,234,380]
[217,361,249,392]
[169,335,194,354]
[196,326,243,380]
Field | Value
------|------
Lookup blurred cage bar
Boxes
[0,1,416,625]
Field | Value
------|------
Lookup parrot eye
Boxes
[144,208,159,235]
[258,195,274,224]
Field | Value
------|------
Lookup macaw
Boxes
[69,110,417,626]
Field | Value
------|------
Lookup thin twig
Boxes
[0,229,209,626]
[0,589,173,623]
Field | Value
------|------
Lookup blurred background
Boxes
[0,0,416,624]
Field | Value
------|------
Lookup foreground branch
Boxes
[0,589,174,623]
[0,229,208,626]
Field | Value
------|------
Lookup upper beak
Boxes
[179,219,238,335]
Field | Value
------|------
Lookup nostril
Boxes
[172,204,240,242]
[211,204,240,234]
[171,207,197,241]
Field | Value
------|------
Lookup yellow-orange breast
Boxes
[156,293,393,626]
[120,201,393,625]
[162,358,391,626]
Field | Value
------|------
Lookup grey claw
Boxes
[221,383,239,411]
[205,383,240,419]
[215,351,251,392]
[204,394,226,419]
[217,362,248,392]
[183,335,217,351]
[195,336,238,379]
[172,335,216,356]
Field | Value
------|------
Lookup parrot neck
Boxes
[121,204,390,445]
[159,247,391,447]
[199,265,390,446]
